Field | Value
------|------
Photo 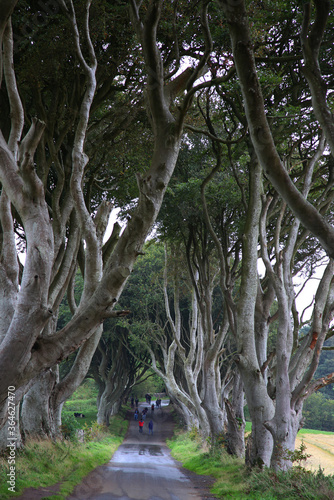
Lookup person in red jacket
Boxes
[139,418,144,433]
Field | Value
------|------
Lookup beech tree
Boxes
[91,326,150,426]
[0,0,215,441]
[157,59,334,467]
[214,0,334,469]
[218,0,334,255]
[1,0,333,473]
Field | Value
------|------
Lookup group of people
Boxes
[134,405,154,421]
[138,417,154,435]
[131,393,165,435]
[144,393,152,404]
[131,394,163,410]
[132,396,160,435]
[130,396,139,408]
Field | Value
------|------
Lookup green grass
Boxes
[167,430,248,498]
[167,429,334,500]
[62,407,98,428]
[245,421,334,437]
[0,414,129,500]
[298,428,334,436]
[246,466,334,499]
[245,421,252,433]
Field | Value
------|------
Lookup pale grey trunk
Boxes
[184,365,210,437]
[96,391,110,426]
[225,371,245,458]
[165,380,200,430]
[55,402,63,430]
[0,1,207,437]
[162,254,209,435]
[202,359,225,437]
[96,379,125,426]
[111,400,122,416]
[169,394,199,431]
[270,413,302,471]
[266,291,295,470]
[254,282,275,385]
[20,369,59,440]
[236,158,275,467]
[241,365,274,467]
[0,405,22,451]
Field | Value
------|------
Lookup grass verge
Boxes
[167,429,334,499]
[0,413,128,500]
[167,429,247,498]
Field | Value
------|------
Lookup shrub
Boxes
[61,414,81,441]
[82,422,108,442]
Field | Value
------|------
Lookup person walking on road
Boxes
[148,419,153,435]
[139,418,144,433]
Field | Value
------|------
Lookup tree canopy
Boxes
[0,0,334,472]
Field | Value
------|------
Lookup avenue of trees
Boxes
[0,0,334,472]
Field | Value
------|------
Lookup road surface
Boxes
[14,400,216,499]
[67,400,216,500]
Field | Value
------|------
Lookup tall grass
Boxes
[167,429,334,499]
[246,467,334,499]
[0,414,128,500]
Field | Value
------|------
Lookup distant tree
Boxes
[303,392,334,431]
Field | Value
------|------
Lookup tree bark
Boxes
[218,0,334,258]
[1,0,214,430]
[235,158,275,467]
[225,371,245,458]
[20,368,59,440]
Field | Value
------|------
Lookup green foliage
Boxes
[69,379,99,400]
[57,272,84,332]
[62,381,99,429]
[298,428,334,436]
[273,441,311,471]
[303,393,334,432]
[82,422,108,442]
[61,413,81,441]
[132,371,165,398]
[314,337,334,399]
[286,441,311,469]
[158,137,247,244]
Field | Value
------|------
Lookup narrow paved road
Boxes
[68,400,216,500]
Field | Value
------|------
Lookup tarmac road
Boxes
[67,400,215,500]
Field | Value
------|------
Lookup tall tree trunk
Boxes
[202,358,225,437]
[225,371,245,458]
[20,368,59,440]
[236,158,275,467]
